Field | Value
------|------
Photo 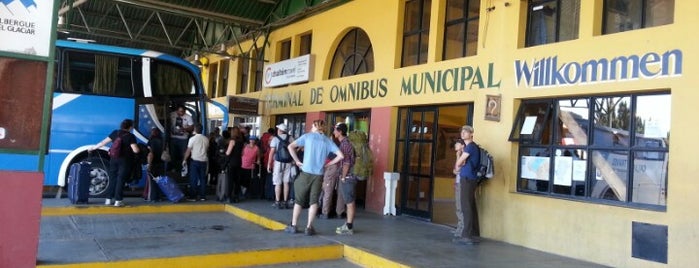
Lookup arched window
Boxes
[329,28,374,79]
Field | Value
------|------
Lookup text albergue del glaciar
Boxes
[268,63,501,108]
[0,18,36,34]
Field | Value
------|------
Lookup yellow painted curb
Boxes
[343,245,411,268]
[36,244,344,268]
[223,204,287,231]
[41,204,224,216]
[40,203,410,267]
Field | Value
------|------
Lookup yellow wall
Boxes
[200,0,699,266]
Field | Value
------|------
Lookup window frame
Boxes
[401,0,431,67]
[279,39,291,61]
[300,33,312,56]
[512,92,670,211]
[525,0,580,47]
[329,28,374,79]
[442,0,480,60]
[602,0,675,34]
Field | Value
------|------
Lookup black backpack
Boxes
[274,135,293,163]
[475,144,495,184]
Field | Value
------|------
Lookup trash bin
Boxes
[383,172,400,215]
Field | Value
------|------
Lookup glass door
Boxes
[396,107,437,219]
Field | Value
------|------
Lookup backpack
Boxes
[274,135,293,163]
[108,131,128,159]
[348,131,373,181]
[475,144,494,184]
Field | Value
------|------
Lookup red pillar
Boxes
[364,107,393,214]
[0,171,43,268]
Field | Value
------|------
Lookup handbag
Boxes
[161,148,171,162]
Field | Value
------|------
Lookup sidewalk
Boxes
[38,196,608,267]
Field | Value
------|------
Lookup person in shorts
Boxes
[267,123,295,208]
[333,123,357,235]
[284,120,344,236]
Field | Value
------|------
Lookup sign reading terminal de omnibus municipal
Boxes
[263,54,312,88]
[514,49,683,88]
[0,0,53,57]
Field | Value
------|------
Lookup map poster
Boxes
[521,156,550,181]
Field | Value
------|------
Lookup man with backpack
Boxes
[453,125,481,245]
[267,123,295,209]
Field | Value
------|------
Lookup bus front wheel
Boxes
[85,156,111,198]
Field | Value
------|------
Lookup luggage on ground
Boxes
[248,165,263,199]
[68,161,91,204]
[143,173,162,201]
[155,175,184,203]
[216,170,229,201]
[264,172,274,200]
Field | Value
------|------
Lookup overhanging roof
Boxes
[57,0,348,57]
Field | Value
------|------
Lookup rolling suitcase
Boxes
[216,170,229,202]
[248,165,263,199]
[68,161,91,204]
[143,173,162,201]
[264,172,274,200]
[154,175,184,203]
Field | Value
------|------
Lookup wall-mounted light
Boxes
[192,54,210,67]
[191,54,203,67]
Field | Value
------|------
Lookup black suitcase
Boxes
[264,172,274,200]
[248,165,263,199]
[68,161,91,204]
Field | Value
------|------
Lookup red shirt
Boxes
[241,145,259,170]
[260,133,272,166]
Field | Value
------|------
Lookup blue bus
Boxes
[0,40,227,197]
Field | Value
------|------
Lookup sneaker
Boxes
[335,223,354,235]
[285,200,294,209]
[272,201,282,209]
[113,200,125,207]
[186,197,197,202]
[104,199,112,205]
[318,214,329,219]
[284,225,298,234]
[304,226,316,236]
[199,198,207,201]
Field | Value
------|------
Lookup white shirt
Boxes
[187,133,209,162]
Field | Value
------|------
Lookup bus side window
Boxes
[61,50,134,97]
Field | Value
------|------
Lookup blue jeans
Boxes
[189,160,207,199]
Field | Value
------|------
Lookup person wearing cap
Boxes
[267,123,295,209]
[285,119,344,236]
[453,125,481,245]
[240,135,260,199]
[333,123,357,235]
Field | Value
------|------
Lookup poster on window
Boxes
[0,0,54,57]
[554,156,573,186]
[521,156,550,181]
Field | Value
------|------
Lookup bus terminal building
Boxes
[198,1,695,267]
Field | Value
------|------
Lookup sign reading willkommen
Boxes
[0,0,53,57]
